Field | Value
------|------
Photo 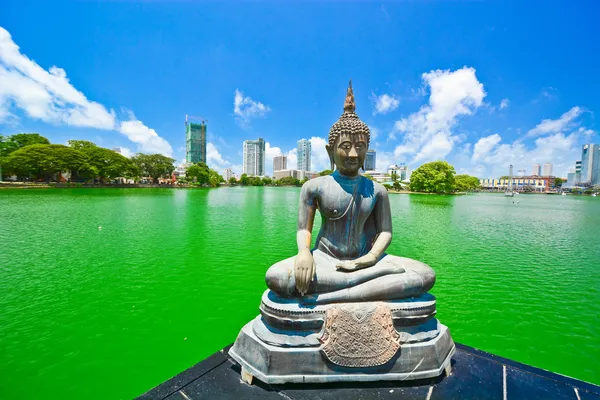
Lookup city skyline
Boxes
[1,3,599,179]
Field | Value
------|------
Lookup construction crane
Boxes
[185,114,208,126]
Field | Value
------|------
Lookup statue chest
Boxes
[317,190,375,222]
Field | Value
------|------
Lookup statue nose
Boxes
[349,147,358,157]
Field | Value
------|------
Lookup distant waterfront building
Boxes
[362,171,388,183]
[364,149,376,171]
[531,164,541,176]
[580,144,600,185]
[388,164,411,181]
[297,139,311,172]
[224,168,233,182]
[186,119,207,164]
[274,170,318,180]
[273,154,287,172]
[480,176,556,192]
[542,163,553,177]
[243,138,266,176]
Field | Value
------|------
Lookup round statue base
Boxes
[229,317,455,384]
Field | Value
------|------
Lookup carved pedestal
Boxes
[229,290,455,384]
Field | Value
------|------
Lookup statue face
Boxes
[329,132,368,175]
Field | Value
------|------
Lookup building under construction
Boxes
[185,116,207,164]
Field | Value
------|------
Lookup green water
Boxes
[0,188,598,399]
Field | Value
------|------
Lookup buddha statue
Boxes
[265,80,435,304]
[229,80,454,385]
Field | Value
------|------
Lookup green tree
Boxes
[131,153,175,184]
[409,161,456,193]
[228,176,237,185]
[239,173,250,186]
[262,177,273,185]
[554,177,563,187]
[208,169,224,187]
[319,169,333,176]
[68,140,98,150]
[186,163,210,185]
[249,176,263,186]
[3,144,88,181]
[78,146,138,182]
[276,176,301,186]
[454,174,481,192]
[8,133,50,149]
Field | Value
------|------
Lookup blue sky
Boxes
[1,1,599,178]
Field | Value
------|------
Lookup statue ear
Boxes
[326,144,335,171]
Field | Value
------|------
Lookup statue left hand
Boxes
[336,252,378,271]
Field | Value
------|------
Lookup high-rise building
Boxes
[243,138,266,176]
[273,154,287,172]
[297,139,311,172]
[580,144,600,185]
[365,150,376,171]
[542,163,553,177]
[186,121,207,164]
[224,168,233,182]
[531,164,541,176]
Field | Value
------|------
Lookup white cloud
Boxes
[391,67,486,164]
[472,133,502,162]
[118,147,134,158]
[500,98,510,109]
[233,89,271,126]
[207,142,229,166]
[579,127,595,136]
[0,27,173,156]
[309,137,330,172]
[369,126,379,140]
[526,106,581,137]
[372,149,395,172]
[119,116,173,157]
[470,132,580,178]
[371,93,399,115]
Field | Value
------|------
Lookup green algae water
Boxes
[0,188,599,399]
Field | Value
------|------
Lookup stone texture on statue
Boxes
[229,80,455,384]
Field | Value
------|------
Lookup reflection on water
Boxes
[407,194,456,207]
[0,189,598,399]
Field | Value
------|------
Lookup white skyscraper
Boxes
[297,139,311,172]
[243,138,266,176]
[542,163,553,177]
[532,164,541,176]
[224,168,233,181]
[273,154,287,172]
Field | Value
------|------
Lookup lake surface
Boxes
[0,188,599,399]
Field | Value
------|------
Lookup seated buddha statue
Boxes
[266,80,435,304]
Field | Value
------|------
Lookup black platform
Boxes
[138,343,600,400]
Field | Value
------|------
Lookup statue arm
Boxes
[296,183,317,251]
[369,188,393,258]
[295,183,317,295]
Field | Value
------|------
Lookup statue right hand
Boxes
[294,249,315,296]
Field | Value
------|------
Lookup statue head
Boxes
[326,80,371,174]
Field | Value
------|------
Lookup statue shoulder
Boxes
[371,180,389,198]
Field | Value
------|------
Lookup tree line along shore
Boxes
[1,133,482,193]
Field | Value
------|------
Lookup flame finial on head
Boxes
[343,79,355,113]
